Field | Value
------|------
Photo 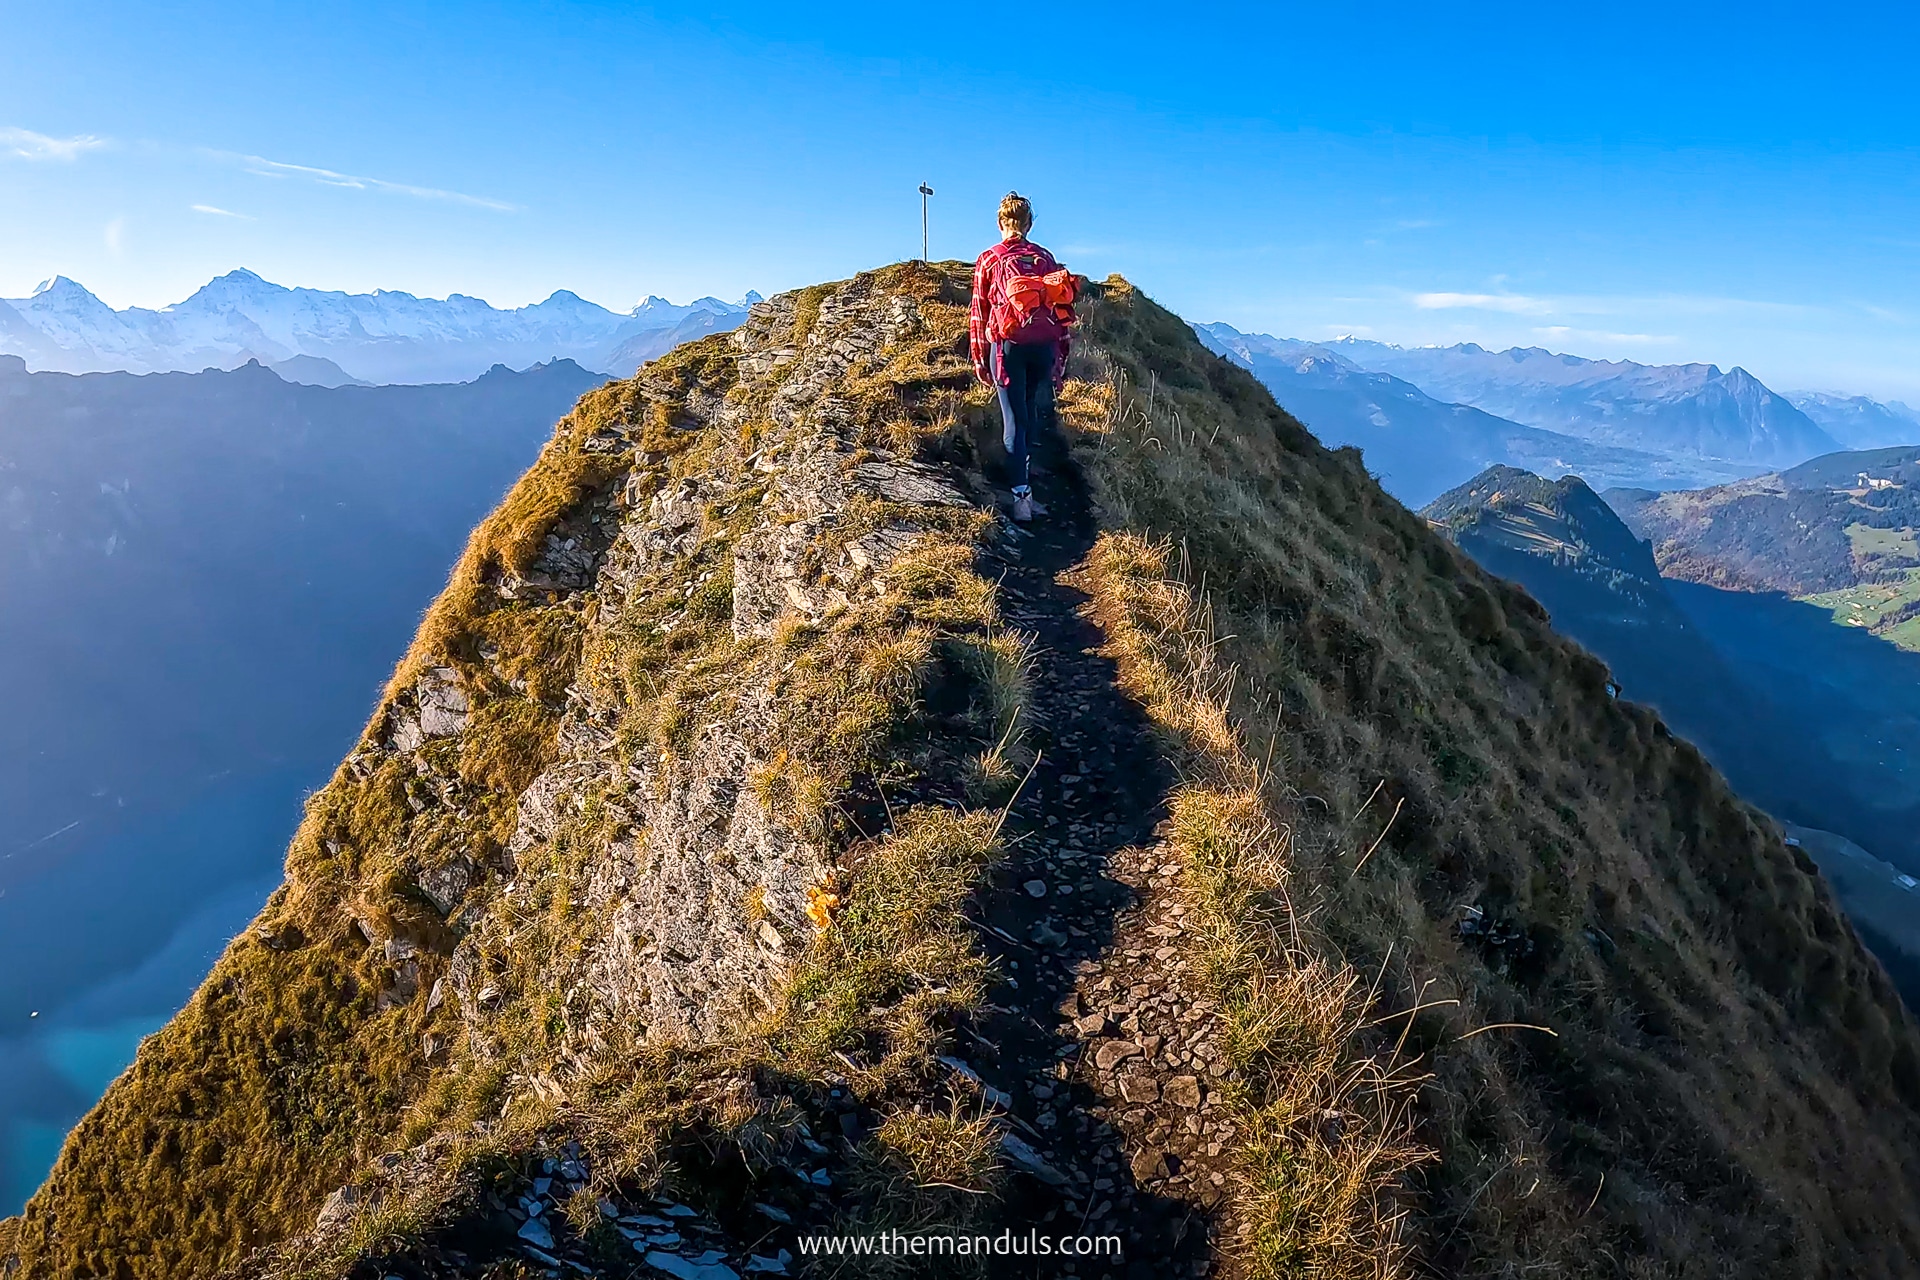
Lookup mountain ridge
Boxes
[1608,445,1920,596]
[1787,390,1920,451]
[9,265,1920,1279]
[1322,334,1839,466]
[1196,323,1736,502]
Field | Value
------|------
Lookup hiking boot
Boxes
[1012,490,1034,523]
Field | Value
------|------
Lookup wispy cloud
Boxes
[220,151,518,212]
[192,203,255,220]
[3,125,513,214]
[1410,288,1819,324]
[1414,291,1554,316]
[1,125,108,161]
[1536,324,1676,347]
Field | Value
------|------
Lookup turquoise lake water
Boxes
[0,776,298,1212]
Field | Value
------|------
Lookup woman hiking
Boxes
[970,192,1077,523]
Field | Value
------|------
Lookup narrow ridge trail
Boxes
[960,440,1232,1279]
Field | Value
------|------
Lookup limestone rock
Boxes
[415,667,469,736]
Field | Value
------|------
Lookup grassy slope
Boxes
[1062,279,1920,1275]
[7,266,1920,1278]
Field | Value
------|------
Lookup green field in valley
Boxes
[1805,538,1920,652]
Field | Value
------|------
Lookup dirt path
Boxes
[959,444,1232,1279]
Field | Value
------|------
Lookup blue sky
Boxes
[4,1,1919,395]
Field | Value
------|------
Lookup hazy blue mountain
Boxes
[0,271,760,384]
[0,355,603,1210]
[602,307,744,377]
[1326,337,1837,467]
[1423,465,1920,1000]
[264,353,368,387]
[1196,324,1739,504]
[1787,391,1920,451]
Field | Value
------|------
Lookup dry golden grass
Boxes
[1060,276,1920,1277]
[1077,533,1429,1279]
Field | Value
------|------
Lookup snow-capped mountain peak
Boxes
[0,271,759,384]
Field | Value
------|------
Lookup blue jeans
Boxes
[994,340,1054,494]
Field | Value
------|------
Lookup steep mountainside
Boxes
[1194,326,1700,503]
[9,266,1920,1280]
[1790,825,1920,1002]
[1608,446,1920,596]
[0,272,759,384]
[1788,391,1920,451]
[1423,466,1920,995]
[0,355,604,1212]
[1329,337,1837,466]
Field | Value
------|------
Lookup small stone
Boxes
[1130,1149,1168,1182]
[644,1252,741,1280]
[1119,1074,1160,1104]
[1075,1013,1110,1037]
[1024,879,1048,897]
[517,1216,556,1250]
[1094,1041,1143,1072]
[1164,1076,1203,1108]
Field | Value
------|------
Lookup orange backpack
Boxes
[992,249,1078,341]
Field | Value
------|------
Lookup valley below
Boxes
[0,356,603,1210]
[1421,461,1920,1007]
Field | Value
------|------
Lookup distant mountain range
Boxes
[0,270,759,385]
[1422,465,1920,998]
[1324,337,1841,468]
[1785,391,1920,451]
[1195,324,1737,504]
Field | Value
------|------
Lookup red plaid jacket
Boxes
[970,236,1071,386]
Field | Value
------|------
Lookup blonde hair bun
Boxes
[998,192,1033,234]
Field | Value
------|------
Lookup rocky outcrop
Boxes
[364,277,998,1049]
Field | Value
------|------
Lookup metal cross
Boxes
[918,182,935,262]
